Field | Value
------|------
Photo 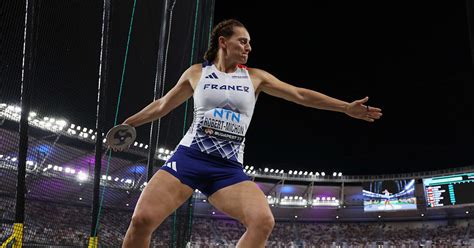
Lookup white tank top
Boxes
[178,62,257,164]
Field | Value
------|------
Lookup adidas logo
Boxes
[164,161,177,172]
[205,72,219,79]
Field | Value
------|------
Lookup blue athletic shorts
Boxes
[159,145,250,197]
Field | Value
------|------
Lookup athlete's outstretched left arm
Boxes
[252,68,382,122]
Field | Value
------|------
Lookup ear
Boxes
[218,36,227,49]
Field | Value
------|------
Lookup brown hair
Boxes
[204,19,245,62]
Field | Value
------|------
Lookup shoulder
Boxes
[181,63,203,80]
[181,63,204,89]
[186,63,203,74]
[248,67,273,81]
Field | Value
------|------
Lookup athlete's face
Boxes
[220,27,251,64]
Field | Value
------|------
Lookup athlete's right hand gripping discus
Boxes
[105,124,137,151]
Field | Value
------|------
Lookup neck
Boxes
[213,54,238,73]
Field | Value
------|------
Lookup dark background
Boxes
[1,0,473,175]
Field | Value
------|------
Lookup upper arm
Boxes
[158,65,200,115]
[252,68,304,104]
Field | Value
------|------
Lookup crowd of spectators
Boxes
[1,198,473,247]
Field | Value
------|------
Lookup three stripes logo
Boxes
[164,161,177,172]
[205,72,219,79]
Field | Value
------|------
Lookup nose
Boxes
[246,43,252,53]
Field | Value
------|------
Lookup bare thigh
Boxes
[132,170,194,226]
[207,181,272,226]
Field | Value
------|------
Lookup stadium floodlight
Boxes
[91,135,95,140]
[299,196,303,200]
[303,171,308,176]
[143,182,147,186]
[245,165,249,170]
[79,197,82,201]
[270,169,274,173]
[280,170,284,174]
[275,169,279,173]
[338,172,342,177]
[102,138,106,143]
[70,124,75,128]
[0,155,3,159]
[264,168,268,172]
[267,195,272,199]
[82,127,88,133]
[315,172,320,176]
[289,170,293,175]
[212,211,215,215]
[107,176,112,181]
[47,164,53,169]
[139,143,143,148]
[88,129,93,134]
[77,172,88,181]
[49,118,56,123]
[249,166,254,170]
[114,177,119,181]
[125,179,132,184]
[83,133,88,138]
[378,215,381,218]
[76,125,81,131]
[298,171,303,175]
[315,197,320,201]
[56,120,67,126]
[421,213,424,217]
[126,203,129,207]
[158,148,165,153]
[165,149,170,154]
[284,196,288,199]
[321,172,326,176]
[203,199,207,202]
[133,142,138,146]
[322,197,326,201]
[145,145,148,149]
[14,107,21,113]
[332,172,337,177]
[332,197,336,201]
[294,216,298,219]
[309,172,313,176]
[336,216,339,219]
[29,112,37,117]
[101,175,106,179]
[243,170,247,173]
[467,211,470,214]
[65,168,71,173]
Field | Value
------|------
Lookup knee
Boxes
[246,213,275,235]
[129,212,157,233]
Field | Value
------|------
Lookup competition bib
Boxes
[199,108,247,143]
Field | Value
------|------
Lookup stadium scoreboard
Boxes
[423,173,474,208]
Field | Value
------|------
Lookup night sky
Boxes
[1,0,473,175]
[214,1,474,175]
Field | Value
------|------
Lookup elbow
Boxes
[293,88,309,106]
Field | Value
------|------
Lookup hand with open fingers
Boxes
[105,124,137,152]
[345,96,383,122]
